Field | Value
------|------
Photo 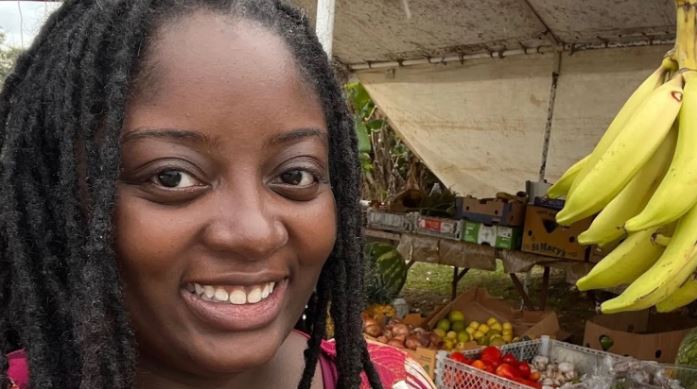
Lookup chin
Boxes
[186,329,286,374]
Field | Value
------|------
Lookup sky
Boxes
[0,1,62,48]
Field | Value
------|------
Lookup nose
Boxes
[200,185,288,260]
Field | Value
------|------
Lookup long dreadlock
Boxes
[0,1,381,388]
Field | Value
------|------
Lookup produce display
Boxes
[548,0,697,313]
[361,305,441,350]
[434,310,517,350]
[448,346,543,388]
[446,343,688,389]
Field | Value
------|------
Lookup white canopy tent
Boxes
[298,0,676,197]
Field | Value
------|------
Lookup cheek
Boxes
[292,192,337,269]
[113,193,192,285]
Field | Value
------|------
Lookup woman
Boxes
[0,1,435,388]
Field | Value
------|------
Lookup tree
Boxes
[0,32,22,84]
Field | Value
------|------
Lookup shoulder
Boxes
[319,339,436,389]
[6,350,28,389]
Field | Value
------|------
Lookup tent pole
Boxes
[538,51,562,181]
[315,0,336,58]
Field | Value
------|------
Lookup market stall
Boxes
[292,1,697,387]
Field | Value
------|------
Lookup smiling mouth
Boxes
[186,281,277,305]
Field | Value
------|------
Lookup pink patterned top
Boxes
[7,341,434,389]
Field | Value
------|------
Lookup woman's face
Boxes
[115,11,336,379]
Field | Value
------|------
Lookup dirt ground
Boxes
[399,262,599,344]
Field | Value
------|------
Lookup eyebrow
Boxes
[268,128,328,146]
[121,128,209,144]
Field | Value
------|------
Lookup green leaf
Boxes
[346,82,372,112]
[355,121,371,153]
[366,119,384,130]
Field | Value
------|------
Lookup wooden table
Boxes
[364,228,593,310]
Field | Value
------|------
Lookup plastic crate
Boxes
[436,339,626,389]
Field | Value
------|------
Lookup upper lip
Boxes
[183,270,289,287]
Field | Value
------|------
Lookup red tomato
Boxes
[517,362,531,379]
[501,353,518,365]
[529,371,541,382]
[512,377,541,388]
[450,352,467,363]
[482,362,495,374]
[495,363,519,380]
[480,346,502,365]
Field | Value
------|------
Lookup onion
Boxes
[405,335,421,350]
[393,334,406,342]
[387,339,405,348]
[362,318,378,330]
[429,333,442,348]
[364,324,382,338]
[376,336,388,344]
[392,323,409,337]
[417,332,431,347]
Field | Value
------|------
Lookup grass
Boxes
[399,261,598,344]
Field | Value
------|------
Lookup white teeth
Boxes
[229,287,247,304]
[261,284,270,299]
[214,288,229,302]
[203,285,215,299]
[193,281,280,304]
[247,287,262,304]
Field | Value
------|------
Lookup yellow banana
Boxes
[626,72,697,232]
[566,61,671,200]
[601,202,697,313]
[557,74,684,226]
[576,228,665,291]
[547,155,589,199]
[656,274,697,312]
[577,128,676,246]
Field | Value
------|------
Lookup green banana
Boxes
[625,72,697,232]
[547,155,589,199]
[576,228,665,291]
[601,202,697,313]
[557,74,684,226]
[577,126,676,246]
[566,61,671,200]
[656,275,697,312]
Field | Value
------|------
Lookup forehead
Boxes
[125,9,326,144]
[133,9,318,110]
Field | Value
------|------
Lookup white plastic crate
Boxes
[435,339,626,389]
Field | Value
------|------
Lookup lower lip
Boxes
[181,280,288,331]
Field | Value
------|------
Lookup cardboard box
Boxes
[583,311,697,363]
[425,288,560,339]
[407,347,438,378]
[462,222,522,250]
[455,196,526,227]
[521,205,592,261]
[415,215,462,240]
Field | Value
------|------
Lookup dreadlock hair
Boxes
[0,1,381,388]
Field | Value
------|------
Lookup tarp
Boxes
[357,45,671,197]
[291,0,674,67]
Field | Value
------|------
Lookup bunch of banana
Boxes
[551,0,697,313]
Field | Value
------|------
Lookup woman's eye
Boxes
[153,170,200,188]
[280,169,316,186]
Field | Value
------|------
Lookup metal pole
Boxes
[315,0,336,57]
